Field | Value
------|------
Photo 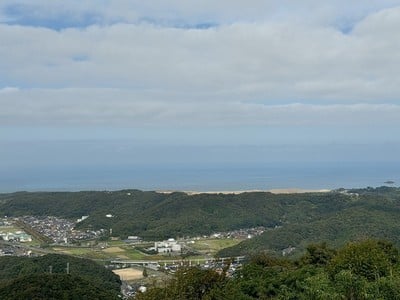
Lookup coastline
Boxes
[156,188,331,195]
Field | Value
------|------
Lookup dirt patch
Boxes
[113,268,143,281]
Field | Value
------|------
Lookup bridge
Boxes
[110,256,246,267]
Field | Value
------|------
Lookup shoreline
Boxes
[156,188,332,195]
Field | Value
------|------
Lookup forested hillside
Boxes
[0,274,120,300]
[1,187,400,256]
[0,254,121,299]
[219,187,400,256]
[0,189,351,239]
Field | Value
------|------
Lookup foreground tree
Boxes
[136,267,226,300]
[136,240,400,300]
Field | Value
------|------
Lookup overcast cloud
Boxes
[1,3,400,127]
[1,1,400,190]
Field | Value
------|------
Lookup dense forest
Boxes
[218,187,400,257]
[0,254,121,299]
[1,187,400,256]
[136,239,400,300]
[0,274,120,300]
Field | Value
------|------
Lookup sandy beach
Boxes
[157,188,331,195]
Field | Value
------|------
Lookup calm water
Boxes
[1,161,399,192]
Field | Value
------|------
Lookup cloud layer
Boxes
[1,88,399,127]
[1,2,400,127]
[2,1,400,28]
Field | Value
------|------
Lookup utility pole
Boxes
[66,262,70,274]
[49,265,52,274]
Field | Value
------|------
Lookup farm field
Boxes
[188,238,242,255]
[50,238,240,261]
[50,245,144,260]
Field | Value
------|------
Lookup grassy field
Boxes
[107,240,126,247]
[52,247,112,259]
[52,245,149,260]
[0,226,19,234]
[50,238,240,261]
[189,238,242,255]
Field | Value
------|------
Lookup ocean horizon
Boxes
[1,161,399,193]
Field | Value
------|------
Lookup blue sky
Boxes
[1,1,400,190]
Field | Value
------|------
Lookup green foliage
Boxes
[218,187,400,257]
[0,189,346,239]
[327,239,398,281]
[301,243,336,266]
[3,187,400,256]
[0,254,121,297]
[0,274,120,300]
[136,267,226,300]
[138,239,400,300]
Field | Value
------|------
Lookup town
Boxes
[0,216,266,298]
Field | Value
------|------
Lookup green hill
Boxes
[218,187,400,257]
[0,189,350,239]
[0,273,120,300]
[2,187,400,256]
[0,254,121,298]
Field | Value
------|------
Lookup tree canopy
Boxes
[137,239,400,300]
[0,254,121,299]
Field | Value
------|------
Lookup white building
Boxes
[77,216,89,223]
[0,232,32,242]
[154,238,182,253]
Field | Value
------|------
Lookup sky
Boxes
[1,1,400,190]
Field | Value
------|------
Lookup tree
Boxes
[328,239,397,281]
[136,267,226,300]
[301,242,336,266]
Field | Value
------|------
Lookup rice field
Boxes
[50,238,240,260]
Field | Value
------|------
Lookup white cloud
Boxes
[1,4,400,128]
[1,88,399,127]
[0,87,19,94]
[2,0,400,28]
[2,8,400,100]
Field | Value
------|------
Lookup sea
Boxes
[1,161,399,193]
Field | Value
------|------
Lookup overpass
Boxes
[110,256,246,267]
